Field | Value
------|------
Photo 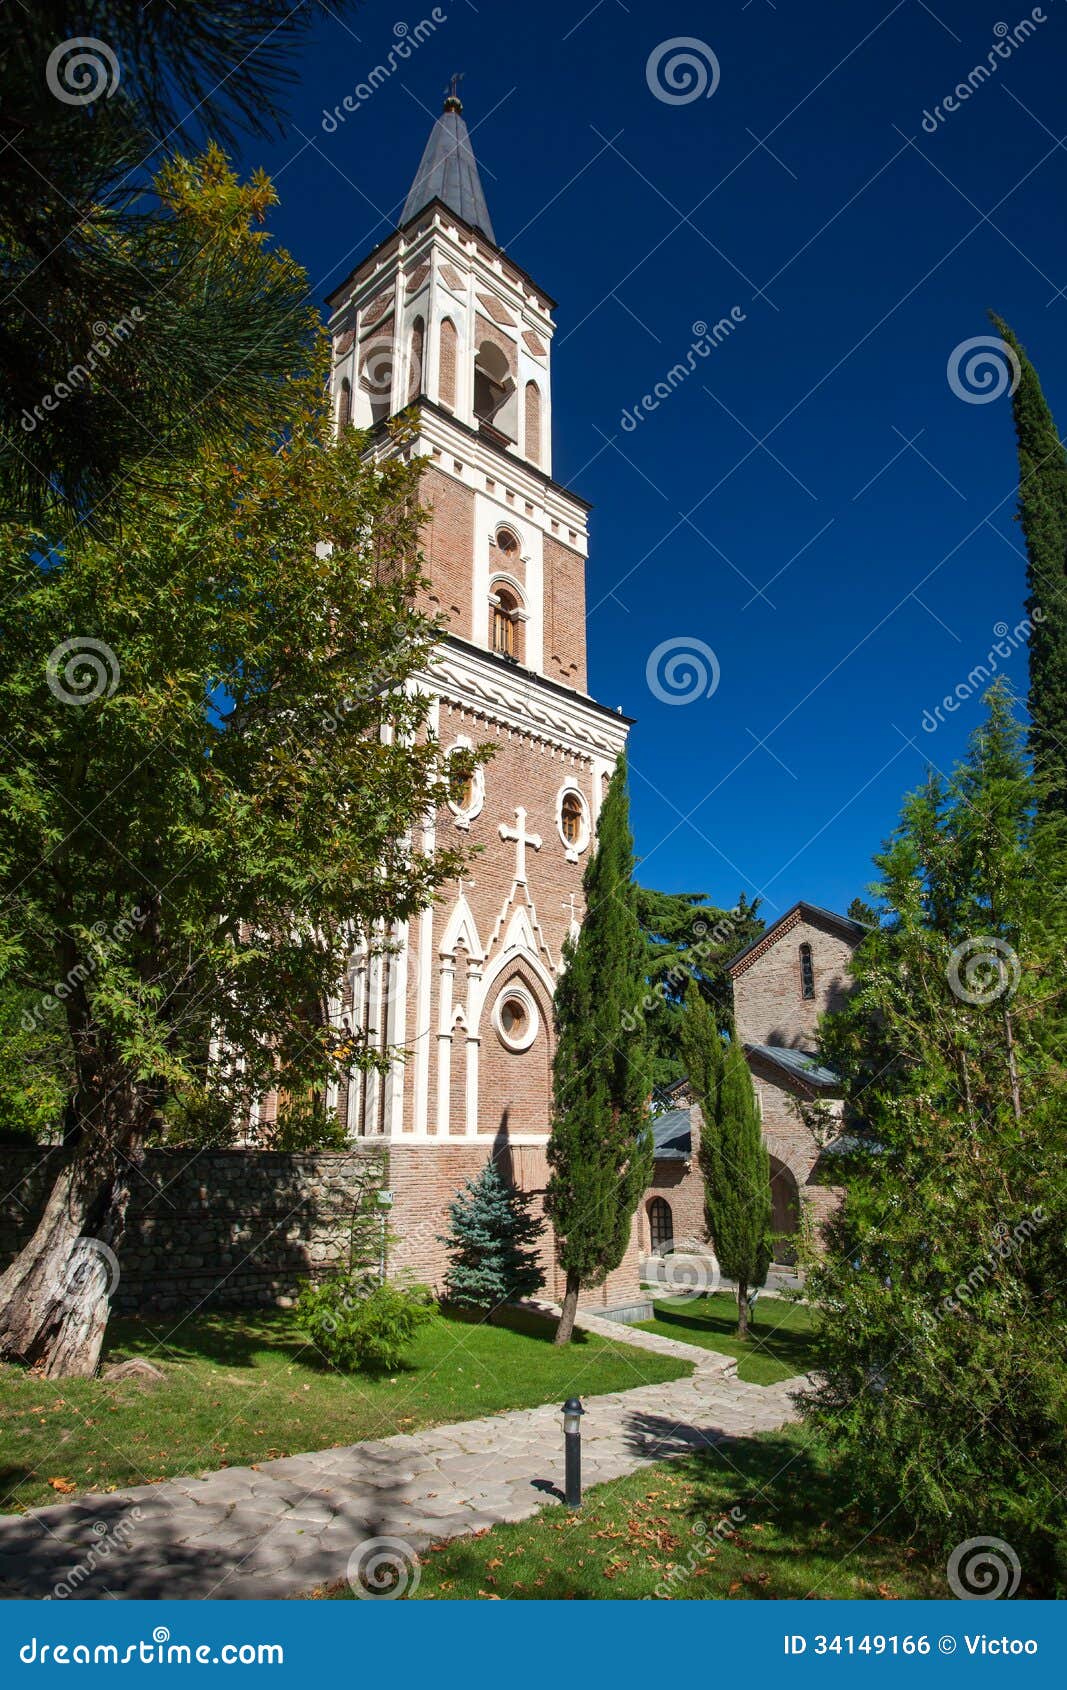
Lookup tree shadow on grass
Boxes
[675,1432,943,1599]
[103,1310,309,1371]
[650,1302,816,1373]
[406,1433,943,1601]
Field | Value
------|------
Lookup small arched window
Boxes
[561,792,583,846]
[439,317,458,409]
[524,380,542,464]
[492,587,518,658]
[496,527,520,558]
[649,1197,673,1255]
[407,316,425,403]
[337,376,352,431]
[799,941,815,1000]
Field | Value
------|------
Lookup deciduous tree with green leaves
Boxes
[546,758,653,1345]
[0,375,471,1377]
[679,982,772,1336]
[805,685,1067,1592]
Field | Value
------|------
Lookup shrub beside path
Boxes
[0,1307,806,1600]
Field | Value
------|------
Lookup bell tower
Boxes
[322,90,640,1315]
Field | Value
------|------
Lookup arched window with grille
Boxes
[799,941,815,1000]
[561,792,582,846]
[648,1197,673,1255]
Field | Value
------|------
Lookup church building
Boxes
[320,93,642,1310]
[642,902,865,1277]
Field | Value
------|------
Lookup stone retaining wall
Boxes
[0,1147,385,1314]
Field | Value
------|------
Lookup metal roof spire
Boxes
[400,79,496,244]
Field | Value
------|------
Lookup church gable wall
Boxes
[732,913,857,1051]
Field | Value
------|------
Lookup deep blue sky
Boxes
[225,0,1066,925]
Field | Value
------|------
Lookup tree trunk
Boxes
[0,1124,140,1378]
[553,1270,582,1346]
[736,1279,749,1339]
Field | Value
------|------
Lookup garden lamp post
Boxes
[562,1396,585,1509]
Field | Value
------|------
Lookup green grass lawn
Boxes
[330,1429,946,1600]
[636,1292,816,1384]
[0,1309,688,1514]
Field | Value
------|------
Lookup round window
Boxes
[500,997,527,1038]
[493,983,539,1052]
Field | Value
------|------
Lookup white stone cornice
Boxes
[415,410,587,545]
[423,640,630,761]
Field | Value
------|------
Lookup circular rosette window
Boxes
[493,981,539,1053]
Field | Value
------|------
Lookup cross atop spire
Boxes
[400,82,496,245]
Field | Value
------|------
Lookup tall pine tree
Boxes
[806,685,1067,1590]
[992,315,1067,809]
[680,982,772,1336]
[546,757,653,1345]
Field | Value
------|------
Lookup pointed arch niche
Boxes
[435,894,484,1136]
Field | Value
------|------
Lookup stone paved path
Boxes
[0,1318,806,1601]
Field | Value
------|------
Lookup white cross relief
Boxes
[561,893,581,923]
[499,806,542,884]
[455,876,475,901]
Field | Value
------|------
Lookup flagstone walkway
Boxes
[0,1313,806,1601]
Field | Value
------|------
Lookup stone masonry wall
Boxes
[0,1142,641,1316]
[0,1147,386,1315]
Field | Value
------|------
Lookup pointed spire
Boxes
[400,80,496,245]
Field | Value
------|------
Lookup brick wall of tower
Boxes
[544,535,587,689]
[419,465,476,634]
[732,912,857,1051]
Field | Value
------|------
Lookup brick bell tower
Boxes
[324,89,640,1309]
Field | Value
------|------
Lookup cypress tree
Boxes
[545,756,653,1345]
[678,977,723,1116]
[438,1160,545,1310]
[680,981,771,1336]
[992,315,1067,809]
